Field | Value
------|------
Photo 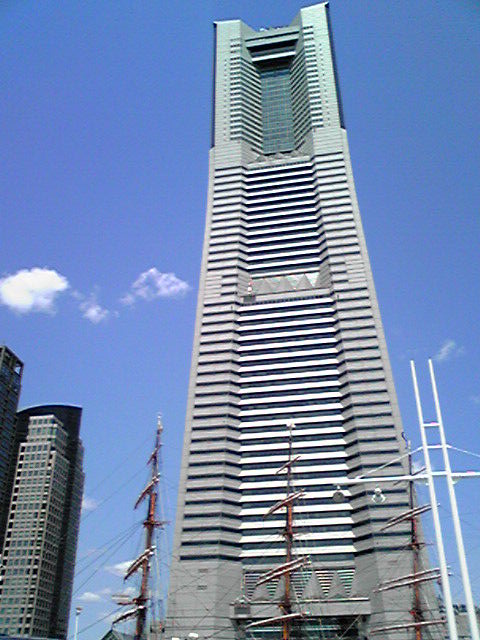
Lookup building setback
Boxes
[0,346,24,552]
[0,406,84,640]
[166,3,440,639]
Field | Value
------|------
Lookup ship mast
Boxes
[283,420,295,640]
[407,441,423,640]
[246,421,307,638]
[113,416,165,639]
[371,440,445,637]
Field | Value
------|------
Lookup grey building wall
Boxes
[166,4,441,639]
[0,405,84,640]
[0,346,24,552]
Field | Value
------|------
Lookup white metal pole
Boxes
[74,606,82,640]
[429,359,480,640]
[410,361,458,640]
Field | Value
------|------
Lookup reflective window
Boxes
[261,67,295,154]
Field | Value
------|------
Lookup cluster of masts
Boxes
[243,361,480,639]
[109,360,480,640]
[243,421,444,639]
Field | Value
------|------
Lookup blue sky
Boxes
[1,1,479,637]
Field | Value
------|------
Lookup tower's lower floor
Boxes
[231,599,370,639]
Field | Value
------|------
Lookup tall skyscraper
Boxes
[0,345,24,551]
[0,406,84,640]
[167,4,439,638]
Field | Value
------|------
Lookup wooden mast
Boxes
[134,419,162,640]
[246,420,307,637]
[282,421,294,640]
[372,442,445,637]
[113,417,165,639]
[407,441,423,640]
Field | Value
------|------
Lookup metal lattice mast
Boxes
[410,361,458,640]
[428,360,480,640]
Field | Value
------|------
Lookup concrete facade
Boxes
[166,4,441,639]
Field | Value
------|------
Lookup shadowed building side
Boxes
[0,346,24,552]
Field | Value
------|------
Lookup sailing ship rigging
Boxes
[245,421,309,639]
[112,416,166,640]
[239,424,446,640]
[100,365,480,639]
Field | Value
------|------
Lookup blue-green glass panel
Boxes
[261,67,295,154]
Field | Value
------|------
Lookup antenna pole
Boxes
[410,361,458,640]
[428,360,480,640]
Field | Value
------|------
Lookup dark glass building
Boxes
[0,346,23,551]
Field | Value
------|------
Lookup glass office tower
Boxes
[166,4,439,638]
[0,406,84,640]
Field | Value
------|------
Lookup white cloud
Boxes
[72,289,110,324]
[105,560,132,577]
[0,267,69,314]
[471,395,480,405]
[77,587,114,604]
[81,495,99,513]
[78,591,103,603]
[434,339,465,363]
[121,268,189,305]
[80,297,109,324]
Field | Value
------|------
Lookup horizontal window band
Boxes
[354,531,410,542]
[350,501,409,514]
[188,461,240,468]
[181,540,241,547]
[347,462,402,474]
[241,540,352,551]
[242,446,344,459]
[241,511,351,523]
[182,525,240,534]
[184,498,240,506]
[344,437,398,447]
[179,555,241,562]
[186,486,240,494]
[189,448,240,457]
[242,553,355,564]
[343,425,396,435]
[355,546,412,557]
[183,512,240,520]
[191,436,239,444]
